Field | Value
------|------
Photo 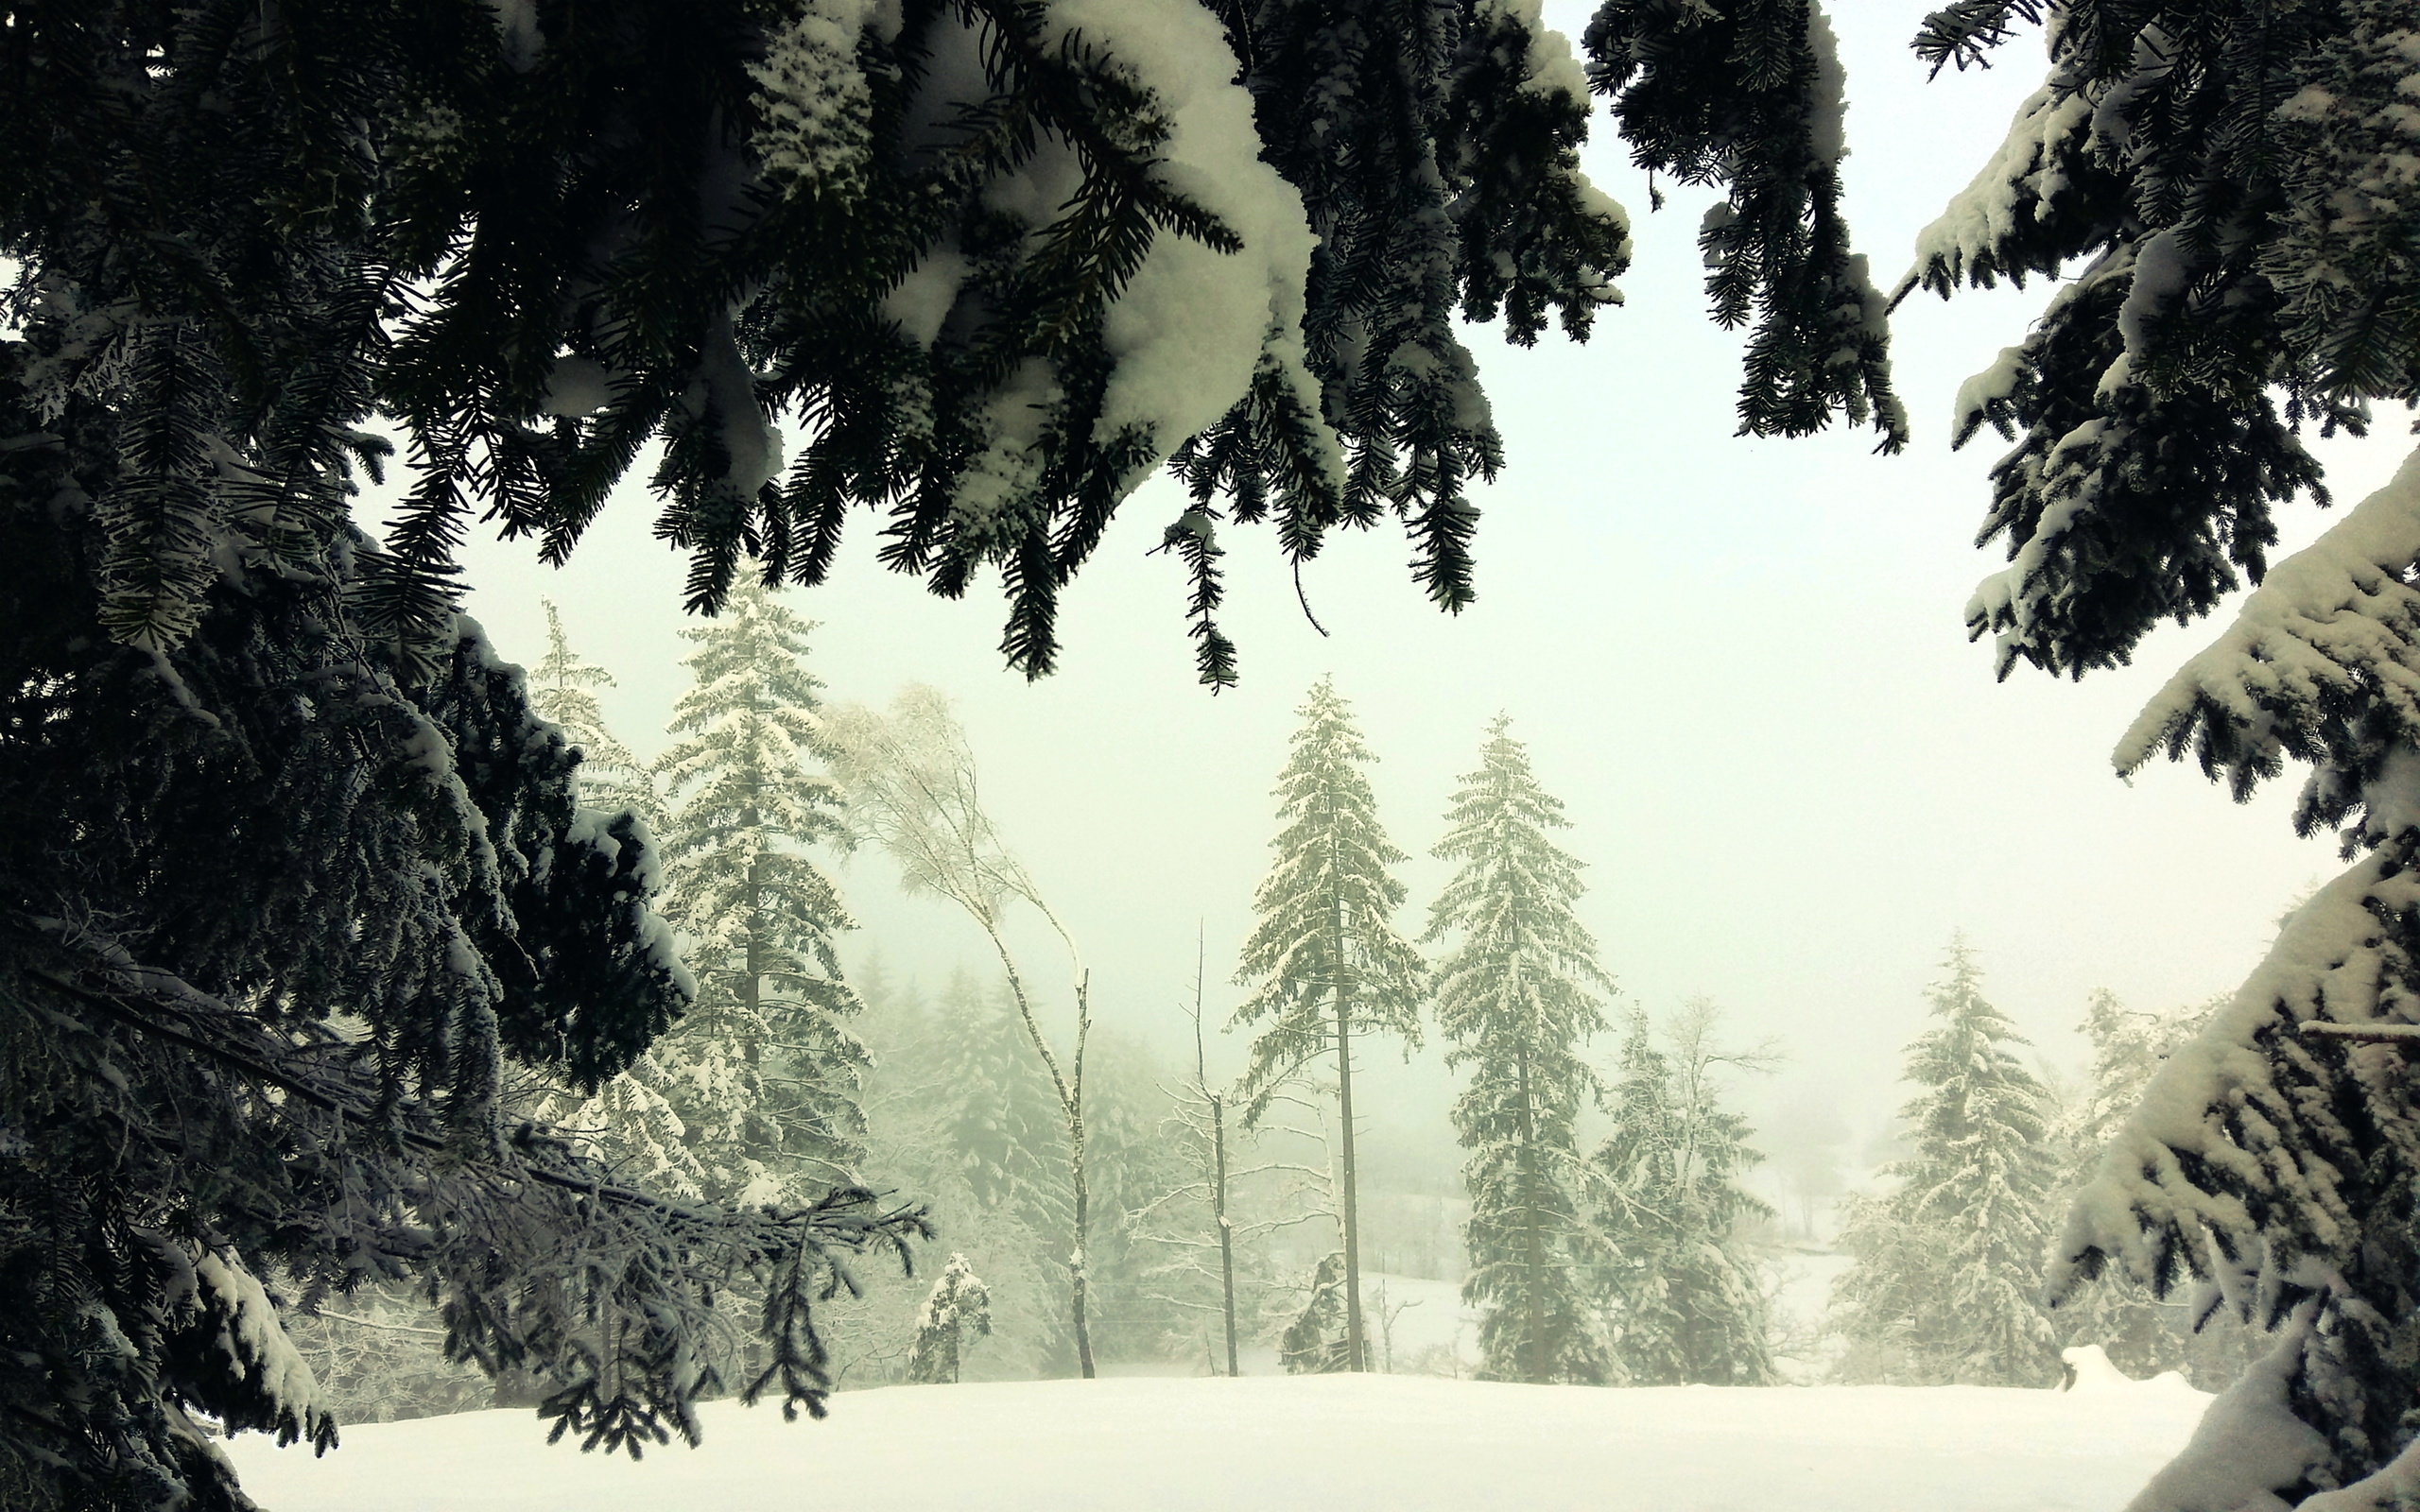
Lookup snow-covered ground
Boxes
[225,1370,2211,1512]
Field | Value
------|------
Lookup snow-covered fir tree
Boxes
[652,579,866,1200]
[0,477,923,1509]
[1233,678,1428,1373]
[528,600,659,825]
[908,1255,994,1385]
[2043,989,2202,1382]
[1833,941,2060,1387]
[1279,1252,1357,1375]
[1907,4,2420,1501]
[1424,716,1614,1384]
[1595,1001,1776,1386]
[518,604,703,1196]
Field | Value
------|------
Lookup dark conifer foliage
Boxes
[0,363,926,1510]
[1910,5,2420,1503]
[2,0,1893,689]
[1584,0,1909,450]
[1900,0,2409,681]
[1171,0,1634,686]
[0,1,1913,1497]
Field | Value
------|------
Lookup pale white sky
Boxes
[436,2,2414,1183]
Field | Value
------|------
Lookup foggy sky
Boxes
[430,2,2416,1192]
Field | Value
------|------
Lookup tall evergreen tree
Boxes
[653,579,866,1199]
[1909,6,2420,1501]
[1833,940,2061,1387]
[1595,1001,1776,1386]
[931,971,1074,1247]
[521,604,705,1197]
[528,600,658,825]
[2048,989,2203,1381]
[1424,716,1614,1384]
[1232,677,1426,1373]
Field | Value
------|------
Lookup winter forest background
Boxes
[369,0,2408,1400]
[9,0,2420,1507]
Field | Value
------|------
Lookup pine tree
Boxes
[528,599,659,825]
[1907,6,2420,1501]
[1595,1001,1776,1386]
[1424,716,1614,1384]
[653,578,867,1200]
[1833,940,2061,1387]
[518,601,708,1197]
[1232,677,1427,1373]
[908,1255,994,1385]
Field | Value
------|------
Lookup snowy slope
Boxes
[224,1372,2211,1512]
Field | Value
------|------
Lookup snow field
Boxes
[225,1371,2211,1512]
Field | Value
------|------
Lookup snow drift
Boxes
[224,1371,2213,1512]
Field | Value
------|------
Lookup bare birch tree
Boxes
[823,685,1102,1377]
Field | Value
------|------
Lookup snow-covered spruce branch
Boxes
[2044,463,2420,1504]
[2297,1022,2420,1043]
[35,959,927,1242]
[23,954,931,1437]
[2114,448,2420,826]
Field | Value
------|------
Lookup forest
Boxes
[281,596,2271,1423]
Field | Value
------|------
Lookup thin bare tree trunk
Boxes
[1212,1090,1238,1378]
[1194,931,1239,1377]
[991,942,1094,1378]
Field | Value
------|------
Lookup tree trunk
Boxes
[1070,1108,1094,1380]
[989,949,1094,1378]
[1334,957,1366,1372]
[1213,1091,1239,1378]
[1515,1042,1547,1383]
[1193,927,1239,1379]
[1329,825,1367,1373]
